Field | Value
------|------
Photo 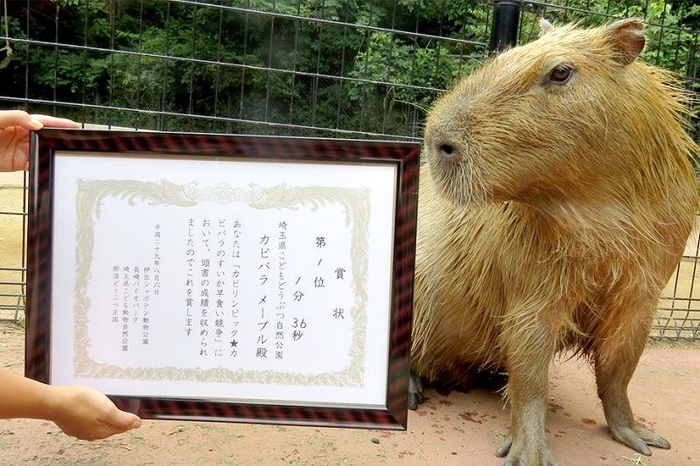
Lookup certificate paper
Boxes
[26,131,419,429]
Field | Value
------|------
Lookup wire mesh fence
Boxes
[0,0,494,140]
[0,171,27,325]
[0,0,699,339]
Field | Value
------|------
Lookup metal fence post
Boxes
[489,0,522,53]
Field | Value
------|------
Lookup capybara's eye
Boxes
[547,64,575,84]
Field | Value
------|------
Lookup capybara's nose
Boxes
[426,127,461,161]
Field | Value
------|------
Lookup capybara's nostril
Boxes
[439,143,456,158]
[440,144,455,157]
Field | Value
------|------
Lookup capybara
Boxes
[410,18,699,466]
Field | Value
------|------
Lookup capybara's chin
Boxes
[411,18,698,466]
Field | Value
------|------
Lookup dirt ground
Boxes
[1,322,699,465]
[1,172,700,465]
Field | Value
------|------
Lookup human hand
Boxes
[0,110,80,171]
[49,385,142,441]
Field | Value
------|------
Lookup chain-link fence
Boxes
[1,0,699,339]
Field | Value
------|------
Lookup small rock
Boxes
[371,437,380,444]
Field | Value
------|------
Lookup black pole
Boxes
[489,0,522,54]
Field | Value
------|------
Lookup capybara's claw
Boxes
[494,436,512,458]
[496,435,559,466]
[407,373,423,410]
[407,392,421,411]
[610,423,670,456]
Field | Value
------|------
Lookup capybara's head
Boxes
[423,19,694,209]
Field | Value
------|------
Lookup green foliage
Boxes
[0,0,696,139]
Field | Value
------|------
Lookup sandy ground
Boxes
[1,322,699,465]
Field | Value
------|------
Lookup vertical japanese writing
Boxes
[143,264,151,345]
[153,224,161,296]
[257,233,271,358]
[107,213,353,362]
[110,263,154,351]
[291,231,307,341]
[200,219,212,357]
[213,219,226,357]
[132,266,141,329]
[314,235,327,290]
[230,220,242,358]
[185,218,195,337]
[333,264,346,321]
[275,221,287,360]
[112,266,119,323]
[121,266,130,351]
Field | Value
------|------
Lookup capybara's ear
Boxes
[539,19,554,37]
[607,18,646,65]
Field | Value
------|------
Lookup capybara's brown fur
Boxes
[411,19,699,466]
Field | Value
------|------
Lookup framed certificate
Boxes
[25,130,419,430]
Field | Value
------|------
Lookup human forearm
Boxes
[0,368,57,420]
[0,369,141,440]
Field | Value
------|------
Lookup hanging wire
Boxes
[0,0,13,69]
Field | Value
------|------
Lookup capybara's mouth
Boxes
[427,154,491,208]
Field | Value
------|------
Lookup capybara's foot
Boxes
[407,373,423,410]
[495,435,559,466]
[609,421,670,456]
[601,390,671,455]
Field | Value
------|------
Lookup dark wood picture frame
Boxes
[25,129,419,430]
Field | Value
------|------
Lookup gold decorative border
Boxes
[73,179,370,388]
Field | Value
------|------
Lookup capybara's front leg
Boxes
[594,312,671,456]
[495,330,558,466]
[495,371,558,465]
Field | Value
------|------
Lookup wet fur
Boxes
[412,19,699,465]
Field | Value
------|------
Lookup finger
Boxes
[30,114,81,129]
[0,110,43,131]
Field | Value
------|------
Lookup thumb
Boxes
[108,409,142,430]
